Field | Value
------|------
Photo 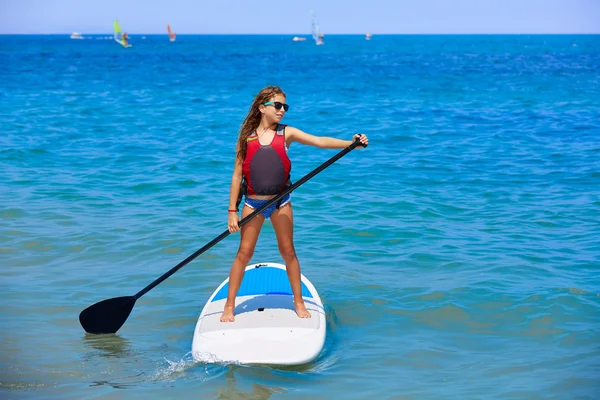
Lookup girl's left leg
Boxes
[270,203,311,318]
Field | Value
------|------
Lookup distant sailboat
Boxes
[113,20,131,48]
[167,24,176,42]
[366,32,372,40]
[311,11,324,45]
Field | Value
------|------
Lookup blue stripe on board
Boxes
[211,266,313,302]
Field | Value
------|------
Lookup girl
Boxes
[221,86,368,322]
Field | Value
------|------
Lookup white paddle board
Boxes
[191,262,326,365]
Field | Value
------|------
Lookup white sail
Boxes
[311,11,320,44]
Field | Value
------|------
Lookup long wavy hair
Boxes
[236,86,286,161]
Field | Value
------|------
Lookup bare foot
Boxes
[294,301,311,318]
[220,305,235,322]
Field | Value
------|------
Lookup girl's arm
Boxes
[227,158,243,233]
[229,158,243,211]
[286,127,367,149]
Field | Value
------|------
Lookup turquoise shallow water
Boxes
[1,34,599,399]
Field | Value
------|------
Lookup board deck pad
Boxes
[211,264,313,301]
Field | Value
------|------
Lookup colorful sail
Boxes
[113,20,131,47]
[167,24,176,42]
[113,20,124,45]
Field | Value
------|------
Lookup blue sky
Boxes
[1,0,599,34]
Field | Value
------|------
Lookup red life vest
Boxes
[242,124,291,196]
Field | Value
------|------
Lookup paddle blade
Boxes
[79,296,136,334]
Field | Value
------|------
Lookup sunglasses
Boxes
[264,101,289,112]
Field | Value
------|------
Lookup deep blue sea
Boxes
[1,34,599,399]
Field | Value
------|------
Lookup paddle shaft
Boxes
[133,138,364,300]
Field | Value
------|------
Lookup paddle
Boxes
[79,136,366,334]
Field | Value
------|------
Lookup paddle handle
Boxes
[133,136,365,300]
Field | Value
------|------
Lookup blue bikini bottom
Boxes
[244,194,291,219]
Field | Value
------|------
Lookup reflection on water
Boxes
[82,333,134,359]
[81,333,147,389]
[214,367,286,400]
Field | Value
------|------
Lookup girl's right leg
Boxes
[220,205,265,322]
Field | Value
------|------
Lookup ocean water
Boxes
[1,34,599,399]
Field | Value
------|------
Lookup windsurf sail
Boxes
[167,24,176,42]
[113,20,125,46]
[311,11,319,44]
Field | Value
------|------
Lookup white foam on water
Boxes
[192,351,235,365]
[151,352,204,382]
[151,352,233,383]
